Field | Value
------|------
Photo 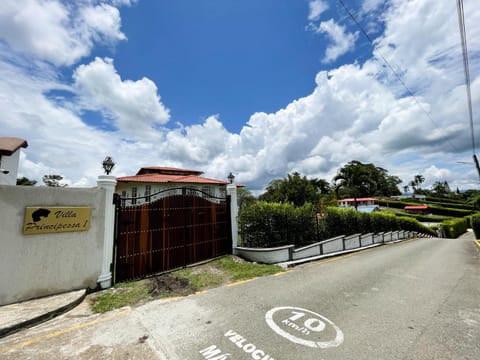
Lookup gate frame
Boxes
[112,186,235,283]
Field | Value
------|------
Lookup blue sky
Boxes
[1,0,479,193]
[113,0,359,133]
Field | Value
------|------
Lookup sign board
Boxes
[23,207,91,235]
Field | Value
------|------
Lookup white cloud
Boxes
[317,19,359,63]
[79,4,126,43]
[1,0,479,194]
[73,57,170,138]
[0,0,127,66]
[362,0,383,13]
[308,0,328,21]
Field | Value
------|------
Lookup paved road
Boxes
[1,235,479,359]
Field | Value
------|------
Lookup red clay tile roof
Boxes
[0,137,28,155]
[117,173,228,185]
[404,205,429,210]
[136,166,203,176]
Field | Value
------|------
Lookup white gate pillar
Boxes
[226,184,239,254]
[96,175,117,289]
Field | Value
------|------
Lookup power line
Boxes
[336,0,459,153]
[456,0,480,180]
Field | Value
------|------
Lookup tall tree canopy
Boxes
[333,160,402,202]
[16,177,37,186]
[409,174,425,194]
[42,174,67,187]
[259,172,325,206]
[431,181,451,196]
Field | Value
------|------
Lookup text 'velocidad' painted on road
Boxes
[199,329,275,360]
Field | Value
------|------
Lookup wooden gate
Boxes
[114,188,231,283]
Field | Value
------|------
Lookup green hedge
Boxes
[239,202,317,248]
[392,212,452,223]
[239,202,435,248]
[471,214,480,239]
[422,201,474,210]
[439,218,468,238]
[376,199,473,217]
[425,196,465,204]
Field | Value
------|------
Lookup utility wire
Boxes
[456,0,480,179]
[336,0,459,153]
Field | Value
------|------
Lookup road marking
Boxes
[0,308,130,353]
[273,270,294,276]
[265,306,344,349]
[226,278,257,287]
[474,240,480,249]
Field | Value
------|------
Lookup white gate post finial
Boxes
[226,183,239,254]
[97,175,117,289]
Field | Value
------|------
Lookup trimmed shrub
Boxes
[439,218,468,238]
[376,199,473,217]
[471,214,480,239]
[239,202,317,248]
[239,202,435,248]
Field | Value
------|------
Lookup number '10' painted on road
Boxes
[265,306,344,349]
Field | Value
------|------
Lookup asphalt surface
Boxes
[1,234,479,359]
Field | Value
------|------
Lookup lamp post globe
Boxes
[102,156,115,175]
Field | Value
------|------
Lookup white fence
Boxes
[235,231,429,265]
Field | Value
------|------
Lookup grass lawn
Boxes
[89,256,284,313]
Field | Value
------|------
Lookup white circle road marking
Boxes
[265,306,344,349]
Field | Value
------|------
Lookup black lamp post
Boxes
[227,172,235,184]
[102,156,115,175]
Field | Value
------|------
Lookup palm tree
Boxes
[333,161,374,210]
[414,174,425,190]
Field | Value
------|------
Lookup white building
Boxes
[338,197,376,208]
[0,137,28,185]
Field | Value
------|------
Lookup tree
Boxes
[414,174,425,188]
[333,160,402,208]
[237,187,256,209]
[410,174,425,193]
[259,172,323,206]
[16,177,37,186]
[333,161,373,210]
[310,178,331,194]
[42,174,68,187]
[432,181,451,196]
[403,185,409,194]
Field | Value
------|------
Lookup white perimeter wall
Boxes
[0,185,106,305]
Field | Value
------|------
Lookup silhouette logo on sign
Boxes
[31,208,51,222]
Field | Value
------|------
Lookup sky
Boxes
[1,0,480,194]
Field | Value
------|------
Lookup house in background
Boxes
[404,205,430,214]
[0,137,28,185]
[116,166,230,205]
[338,197,376,208]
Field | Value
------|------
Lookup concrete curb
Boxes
[278,237,422,268]
[0,289,87,339]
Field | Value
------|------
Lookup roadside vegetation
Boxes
[89,256,284,313]
[91,160,479,313]
[239,160,480,247]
